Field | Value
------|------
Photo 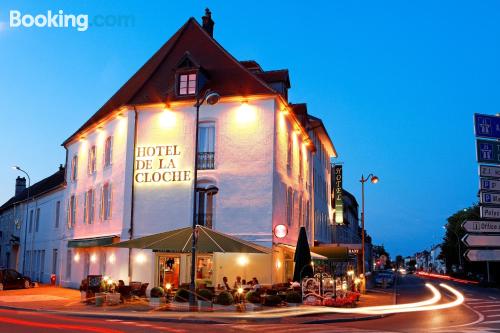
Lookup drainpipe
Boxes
[128,106,139,283]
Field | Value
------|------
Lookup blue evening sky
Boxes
[1,1,499,256]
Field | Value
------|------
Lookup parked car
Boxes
[0,269,31,290]
[375,270,395,287]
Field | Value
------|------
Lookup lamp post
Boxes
[360,173,379,292]
[12,166,31,275]
[189,89,220,307]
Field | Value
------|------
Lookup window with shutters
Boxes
[102,183,112,220]
[70,155,78,181]
[88,145,97,174]
[104,136,113,168]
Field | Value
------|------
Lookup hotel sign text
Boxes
[134,145,191,183]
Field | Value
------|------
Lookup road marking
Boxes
[482,320,500,324]
[105,319,123,322]
[475,304,500,309]
[487,314,500,317]
[484,309,500,313]
[135,323,152,327]
[489,296,497,300]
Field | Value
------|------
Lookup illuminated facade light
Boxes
[135,252,146,264]
[73,253,80,262]
[90,254,97,263]
[160,108,176,128]
[108,253,116,264]
[275,259,282,269]
[235,101,257,123]
[273,224,288,238]
[237,255,249,266]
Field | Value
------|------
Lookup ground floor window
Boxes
[157,255,180,289]
[196,256,213,281]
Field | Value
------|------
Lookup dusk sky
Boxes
[1,1,499,257]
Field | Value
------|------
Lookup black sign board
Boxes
[333,165,344,224]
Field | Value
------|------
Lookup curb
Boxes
[0,303,392,325]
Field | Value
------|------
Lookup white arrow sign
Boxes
[462,234,500,247]
[480,165,500,178]
[465,249,500,262]
[480,206,500,219]
[462,220,500,233]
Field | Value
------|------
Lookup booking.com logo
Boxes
[7,10,134,32]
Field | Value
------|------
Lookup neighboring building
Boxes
[0,166,65,285]
[4,11,339,289]
[429,244,446,274]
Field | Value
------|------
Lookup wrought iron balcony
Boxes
[197,152,215,170]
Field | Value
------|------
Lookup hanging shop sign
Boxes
[134,145,191,184]
[333,165,344,224]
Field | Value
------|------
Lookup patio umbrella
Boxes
[107,225,270,254]
[293,226,313,282]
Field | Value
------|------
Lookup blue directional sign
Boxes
[477,139,500,164]
[475,113,500,139]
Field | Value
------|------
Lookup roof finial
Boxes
[202,8,215,38]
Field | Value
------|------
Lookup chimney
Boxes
[59,164,64,171]
[15,176,26,196]
[202,8,214,37]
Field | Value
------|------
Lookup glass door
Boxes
[157,255,180,289]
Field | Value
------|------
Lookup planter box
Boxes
[245,303,262,311]
[106,293,121,306]
[214,304,235,312]
[95,293,105,307]
[197,300,212,311]
[287,302,301,307]
[172,301,190,312]
[149,297,166,307]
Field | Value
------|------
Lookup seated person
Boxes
[233,276,242,289]
[220,276,231,291]
[251,277,261,291]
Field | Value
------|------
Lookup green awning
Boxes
[107,226,270,254]
[310,246,349,260]
[68,235,120,248]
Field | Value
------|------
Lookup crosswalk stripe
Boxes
[475,305,500,309]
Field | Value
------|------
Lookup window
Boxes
[104,136,113,168]
[68,195,76,228]
[40,250,45,282]
[100,251,106,275]
[198,122,215,170]
[52,249,58,275]
[55,201,60,228]
[298,194,303,227]
[287,134,292,171]
[196,184,218,228]
[286,187,293,226]
[88,145,96,174]
[66,250,71,279]
[29,210,33,233]
[178,73,197,95]
[35,208,40,232]
[102,183,112,220]
[70,155,78,181]
[299,149,303,182]
[84,189,95,224]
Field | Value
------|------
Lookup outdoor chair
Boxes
[131,282,149,297]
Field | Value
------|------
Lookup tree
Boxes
[440,204,484,277]
[395,255,404,268]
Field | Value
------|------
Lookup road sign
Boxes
[474,113,500,139]
[480,206,500,219]
[462,234,500,247]
[479,165,500,178]
[462,220,500,233]
[480,191,500,205]
[477,139,500,164]
[479,178,500,191]
[465,249,500,262]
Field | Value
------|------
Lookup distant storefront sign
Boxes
[333,165,343,224]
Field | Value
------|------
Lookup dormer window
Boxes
[178,72,197,95]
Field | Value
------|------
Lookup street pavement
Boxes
[0,274,498,332]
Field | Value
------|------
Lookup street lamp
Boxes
[360,173,379,290]
[189,89,220,307]
[443,224,463,271]
[12,166,31,275]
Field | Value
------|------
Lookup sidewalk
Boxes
[0,286,396,324]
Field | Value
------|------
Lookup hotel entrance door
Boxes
[157,255,180,289]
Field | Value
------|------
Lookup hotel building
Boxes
[0,11,353,289]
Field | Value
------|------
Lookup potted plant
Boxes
[149,287,165,307]
[263,294,282,307]
[285,291,302,306]
[244,291,261,311]
[215,291,234,311]
[173,288,190,311]
[197,289,213,311]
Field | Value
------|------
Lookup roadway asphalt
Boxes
[0,274,498,332]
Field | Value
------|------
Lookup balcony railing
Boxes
[197,152,215,170]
